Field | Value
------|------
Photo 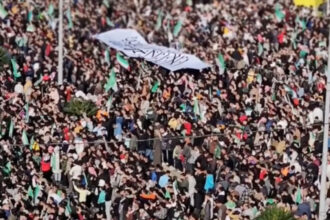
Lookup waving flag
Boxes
[104,49,110,64]
[275,4,285,22]
[186,0,193,6]
[180,103,186,112]
[48,4,54,17]
[27,186,34,198]
[151,81,160,93]
[106,95,113,113]
[216,53,226,75]
[8,119,14,138]
[258,43,264,56]
[295,187,302,204]
[34,185,40,202]
[27,24,36,32]
[104,68,117,92]
[0,4,8,19]
[2,162,11,174]
[25,103,29,123]
[103,0,110,8]
[83,172,88,187]
[106,17,114,27]
[65,198,72,215]
[0,123,3,139]
[155,10,163,31]
[296,16,306,30]
[28,11,33,23]
[22,130,29,145]
[284,85,298,99]
[193,99,200,116]
[30,136,35,150]
[291,32,298,49]
[11,59,21,78]
[116,53,129,69]
[66,9,73,29]
[34,75,43,87]
[173,19,183,37]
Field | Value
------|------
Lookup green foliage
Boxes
[63,99,98,117]
[0,47,10,70]
[255,206,295,220]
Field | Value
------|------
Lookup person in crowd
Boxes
[0,0,329,219]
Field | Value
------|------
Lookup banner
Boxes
[294,0,324,7]
[94,29,210,71]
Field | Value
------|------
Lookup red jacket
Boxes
[41,159,51,172]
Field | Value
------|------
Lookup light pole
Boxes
[319,1,330,218]
[58,0,64,85]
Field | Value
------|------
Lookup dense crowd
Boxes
[0,0,329,219]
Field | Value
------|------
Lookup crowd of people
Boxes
[0,0,329,219]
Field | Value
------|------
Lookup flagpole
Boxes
[58,0,64,85]
[318,10,330,219]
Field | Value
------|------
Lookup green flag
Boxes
[217,53,226,74]
[8,119,14,138]
[256,74,262,84]
[274,4,285,22]
[66,9,73,29]
[258,43,263,56]
[27,10,33,23]
[97,190,106,204]
[193,99,200,116]
[0,3,8,19]
[165,190,171,199]
[106,17,114,27]
[15,37,24,47]
[34,185,40,202]
[103,0,110,8]
[83,172,88,187]
[37,11,43,20]
[266,198,275,205]
[51,154,56,169]
[106,95,113,113]
[295,187,302,204]
[104,49,110,64]
[34,75,43,87]
[0,123,2,139]
[27,186,34,198]
[26,24,35,32]
[11,59,21,78]
[2,162,11,174]
[272,93,276,101]
[291,32,298,49]
[51,123,56,136]
[300,50,308,58]
[116,53,129,69]
[104,68,117,92]
[151,81,160,93]
[214,146,221,159]
[296,16,306,30]
[319,41,326,47]
[173,19,183,37]
[48,4,54,16]
[284,85,298,98]
[65,198,72,215]
[30,136,34,150]
[155,10,163,31]
[22,130,29,145]
[180,103,186,112]
[209,87,212,100]
[25,103,29,123]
